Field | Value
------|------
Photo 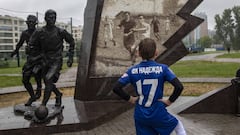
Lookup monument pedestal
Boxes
[173,79,240,115]
[0,97,133,135]
[14,104,64,123]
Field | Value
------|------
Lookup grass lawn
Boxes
[216,52,240,58]
[164,82,227,96]
[0,56,238,88]
[187,51,224,56]
[0,57,235,107]
[0,67,22,74]
[0,61,78,88]
[171,60,239,77]
[0,60,238,88]
[0,76,22,88]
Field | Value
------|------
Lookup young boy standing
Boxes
[113,38,186,135]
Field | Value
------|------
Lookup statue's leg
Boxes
[22,65,36,106]
[34,69,42,99]
[42,78,52,106]
[42,77,62,106]
[42,63,62,106]
[53,87,62,107]
[51,72,62,107]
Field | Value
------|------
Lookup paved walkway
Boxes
[51,96,240,135]
[180,52,240,63]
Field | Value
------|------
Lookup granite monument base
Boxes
[0,97,133,135]
[173,79,239,115]
[14,104,64,123]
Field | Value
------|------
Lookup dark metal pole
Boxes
[36,12,39,27]
[17,51,20,67]
[70,17,73,35]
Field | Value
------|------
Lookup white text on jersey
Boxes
[131,66,163,74]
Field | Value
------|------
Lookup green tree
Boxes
[214,9,234,49]
[222,9,235,48]
[212,34,222,44]
[232,6,240,50]
[197,36,212,48]
[215,14,224,41]
[214,7,240,50]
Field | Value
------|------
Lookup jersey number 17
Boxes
[136,79,158,107]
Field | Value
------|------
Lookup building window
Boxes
[0,20,4,24]
[3,19,11,25]
[0,39,13,43]
[0,45,13,50]
[0,26,12,31]
[19,21,24,25]
[0,33,13,37]
[19,26,26,31]
[15,33,18,37]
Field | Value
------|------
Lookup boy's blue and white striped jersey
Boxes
[119,60,176,108]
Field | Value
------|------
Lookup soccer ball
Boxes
[35,105,48,120]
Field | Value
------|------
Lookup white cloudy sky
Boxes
[0,0,239,29]
[0,0,87,26]
[195,0,240,30]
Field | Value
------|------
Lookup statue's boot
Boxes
[35,88,42,99]
[34,72,42,100]
[24,81,36,106]
[55,93,62,107]
[42,91,51,106]
[53,88,62,107]
[25,97,37,106]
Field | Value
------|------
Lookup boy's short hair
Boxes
[138,38,156,60]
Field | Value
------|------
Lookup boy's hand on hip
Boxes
[158,99,172,106]
[128,96,138,104]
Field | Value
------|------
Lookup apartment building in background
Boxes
[183,12,208,49]
[0,15,82,54]
[0,15,26,52]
